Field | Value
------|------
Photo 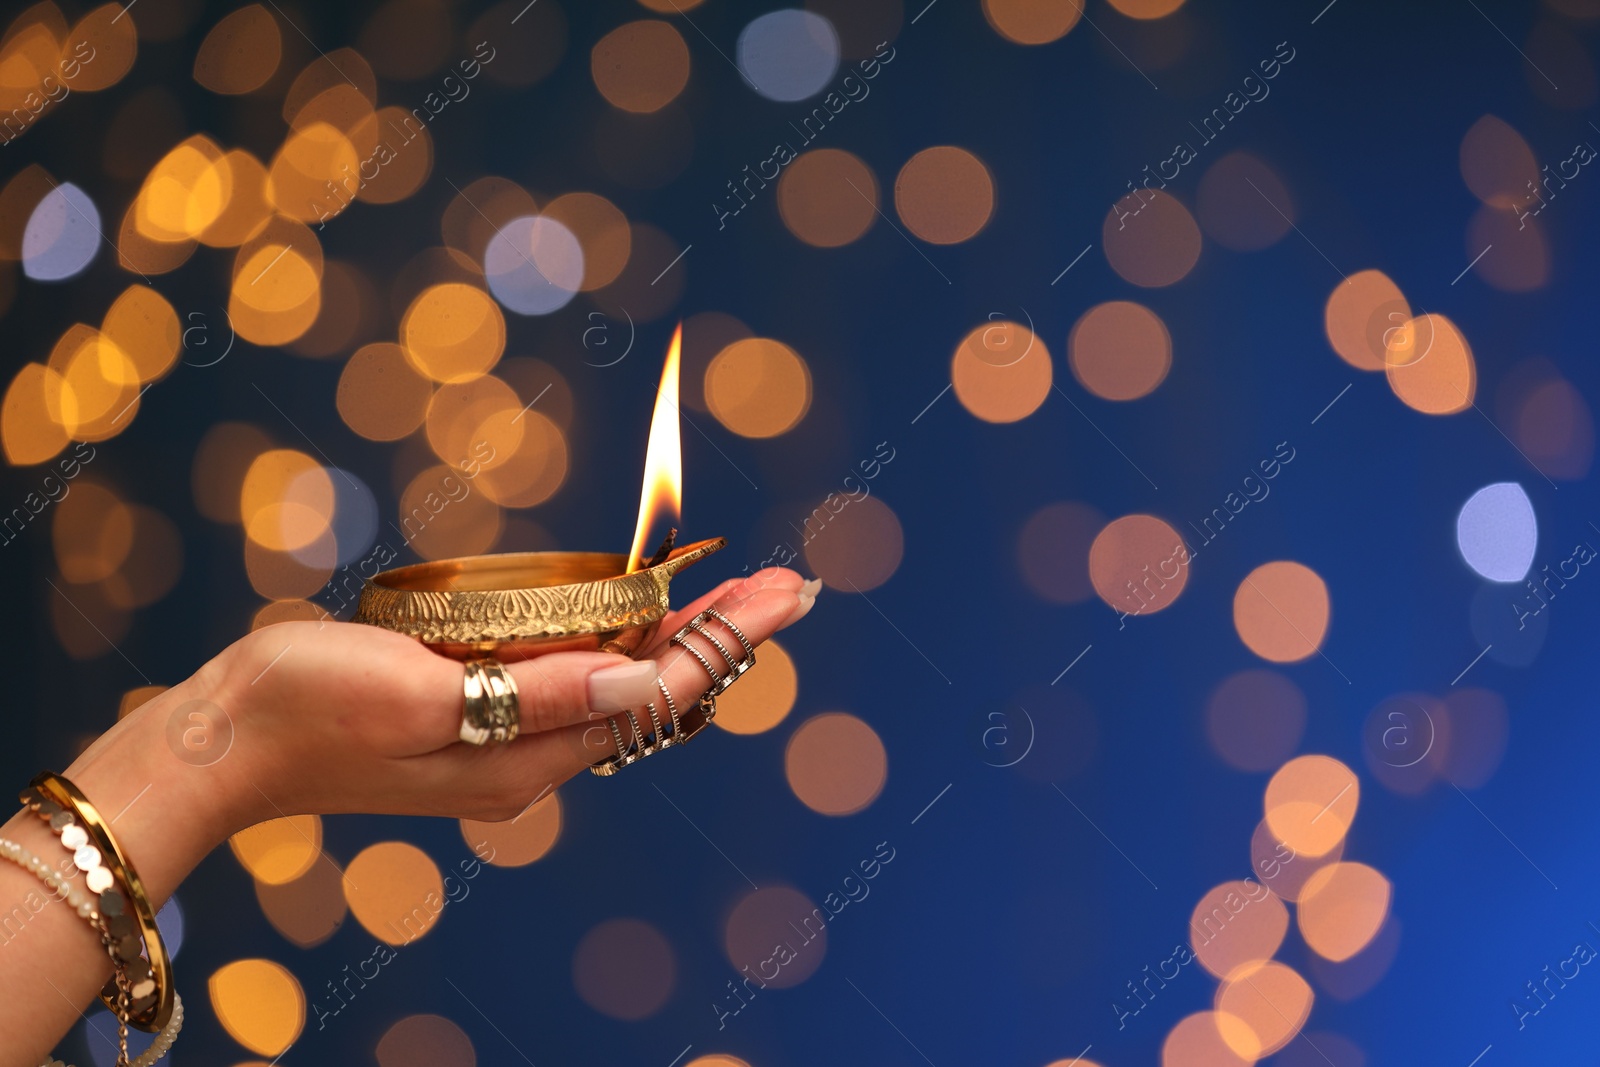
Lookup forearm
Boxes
[0,668,244,1067]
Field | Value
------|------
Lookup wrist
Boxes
[58,658,253,906]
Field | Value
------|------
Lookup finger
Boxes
[566,583,806,771]
[408,650,665,752]
[506,652,663,734]
[400,579,812,812]
[432,569,808,747]
[655,568,807,637]
[413,582,808,812]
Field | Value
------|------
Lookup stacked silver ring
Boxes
[460,659,521,745]
[589,608,756,777]
[591,682,681,776]
[694,608,755,696]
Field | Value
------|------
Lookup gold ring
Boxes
[461,658,520,745]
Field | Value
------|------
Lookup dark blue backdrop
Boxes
[5,0,1599,1064]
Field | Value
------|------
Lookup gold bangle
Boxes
[25,772,174,1033]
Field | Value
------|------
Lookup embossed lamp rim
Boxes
[352,537,725,658]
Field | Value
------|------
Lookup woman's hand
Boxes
[149,566,814,832]
[0,567,814,1065]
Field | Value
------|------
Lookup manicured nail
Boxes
[779,593,814,630]
[800,578,823,598]
[588,659,659,712]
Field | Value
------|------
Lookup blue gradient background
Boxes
[4,0,1599,1063]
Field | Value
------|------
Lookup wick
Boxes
[645,528,678,569]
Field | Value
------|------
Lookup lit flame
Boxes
[626,324,683,572]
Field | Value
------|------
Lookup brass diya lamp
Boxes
[354,324,722,665]
[349,534,724,660]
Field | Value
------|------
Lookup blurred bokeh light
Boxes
[778,148,879,248]
[1384,313,1476,415]
[1205,669,1308,773]
[1189,879,1288,980]
[1298,862,1392,962]
[723,885,827,988]
[376,1014,477,1067]
[1455,482,1537,582]
[1017,501,1105,605]
[1265,755,1359,859]
[713,637,798,734]
[736,9,840,102]
[1069,300,1172,401]
[802,494,903,590]
[229,814,322,885]
[982,0,1081,44]
[704,337,812,438]
[894,146,995,244]
[255,853,348,948]
[1214,960,1313,1057]
[572,917,677,1020]
[592,20,690,113]
[1103,190,1201,287]
[208,957,305,1057]
[1089,513,1189,615]
[951,319,1051,423]
[1232,561,1330,663]
[460,791,563,867]
[785,710,887,814]
[343,840,447,944]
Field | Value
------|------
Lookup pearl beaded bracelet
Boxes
[0,837,184,1067]
[0,836,101,918]
[30,994,183,1067]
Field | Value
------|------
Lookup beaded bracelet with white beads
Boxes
[0,837,183,1067]
[32,993,182,1067]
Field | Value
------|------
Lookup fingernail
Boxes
[589,659,659,712]
[779,593,814,630]
[800,578,823,598]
